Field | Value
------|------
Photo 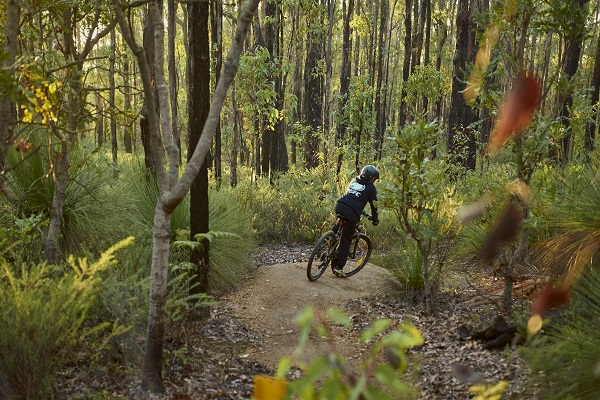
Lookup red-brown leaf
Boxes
[481,202,522,263]
[489,72,541,152]
[531,285,570,316]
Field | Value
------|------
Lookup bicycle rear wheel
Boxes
[342,233,372,277]
[307,231,337,281]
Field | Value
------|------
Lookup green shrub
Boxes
[273,307,422,399]
[0,238,133,400]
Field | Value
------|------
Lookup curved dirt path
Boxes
[221,261,392,370]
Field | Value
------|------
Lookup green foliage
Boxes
[276,307,422,399]
[0,238,133,400]
[2,133,131,258]
[403,64,448,115]
[233,165,340,242]
[521,267,600,400]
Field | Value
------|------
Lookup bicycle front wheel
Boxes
[307,231,337,281]
[343,233,372,277]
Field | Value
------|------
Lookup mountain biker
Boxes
[332,165,380,278]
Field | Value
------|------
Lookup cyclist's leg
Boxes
[334,218,357,270]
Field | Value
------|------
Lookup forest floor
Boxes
[56,243,543,399]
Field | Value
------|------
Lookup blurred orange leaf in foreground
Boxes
[488,72,541,152]
[253,375,287,400]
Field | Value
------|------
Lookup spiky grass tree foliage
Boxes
[536,167,600,286]
[522,267,600,400]
[2,135,128,258]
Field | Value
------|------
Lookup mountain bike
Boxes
[306,211,373,281]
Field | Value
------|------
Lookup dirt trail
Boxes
[222,261,393,370]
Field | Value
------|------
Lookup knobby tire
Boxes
[307,231,337,281]
[342,233,372,277]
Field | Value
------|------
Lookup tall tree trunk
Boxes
[141,8,158,176]
[290,8,303,166]
[168,0,181,163]
[323,0,335,163]
[110,29,118,165]
[557,0,589,162]
[399,0,412,125]
[188,0,211,310]
[586,32,600,152]
[123,38,133,153]
[266,0,288,175]
[96,95,104,147]
[374,0,388,159]
[211,0,224,183]
[337,0,353,175]
[0,0,19,197]
[113,0,260,391]
[43,5,117,263]
[447,0,477,171]
[303,1,324,169]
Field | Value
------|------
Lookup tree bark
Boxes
[110,28,118,165]
[188,0,211,309]
[585,32,600,151]
[0,0,19,197]
[113,0,260,391]
[303,1,324,169]
[168,0,181,163]
[447,0,477,171]
[399,0,412,125]
[123,38,133,154]
[557,0,589,162]
[373,0,388,159]
[211,0,224,183]
[336,0,353,176]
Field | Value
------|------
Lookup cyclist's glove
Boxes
[372,218,379,226]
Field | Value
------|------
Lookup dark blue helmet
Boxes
[360,165,379,180]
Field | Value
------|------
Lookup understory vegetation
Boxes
[1,131,600,398]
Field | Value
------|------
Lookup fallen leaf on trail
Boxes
[488,72,541,152]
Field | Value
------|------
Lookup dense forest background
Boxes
[1,0,600,398]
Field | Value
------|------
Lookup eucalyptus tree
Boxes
[336,0,353,175]
[585,32,600,151]
[446,0,477,171]
[39,0,118,264]
[555,0,590,161]
[112,0,260,391]
[188,0,211,304]
[0,0,19,198]
[303,0,325,169]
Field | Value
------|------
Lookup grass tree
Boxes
[111,0,260,392]
[384,119,451,313]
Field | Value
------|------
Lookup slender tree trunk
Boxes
[557,0,589,162]
[141,9,157,176]
[374,0,388,159]
[337,0,353,176]
[211,0,224,183]
[399,0,412,125]
[0,0,19,197]
[123,39,133,153]
[447,0,476,171]
[188,0,211,309]
[168,0,181,162]
[290,8,303,166]
[586,33,600,152]
[113,0,260,391]
[303,1,324,169]
[323,0,335,163]
[110,29,118,165]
